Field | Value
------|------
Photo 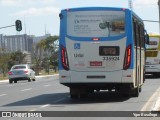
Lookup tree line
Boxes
[0,35,59,77]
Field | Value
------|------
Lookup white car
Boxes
[8,64,36,83]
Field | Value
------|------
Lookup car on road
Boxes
[8,64,36,83]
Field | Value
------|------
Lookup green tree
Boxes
[8,50,26,70]
[0,48,10,77]
[31,35,59,74]
[42,36,59,73]
[32,39,47,75]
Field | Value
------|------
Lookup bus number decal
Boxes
[103,57,120,61]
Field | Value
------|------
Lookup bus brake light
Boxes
[61,45,69,71]
[92,38,100,41]
[123,44,131,70]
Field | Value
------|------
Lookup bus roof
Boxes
[61,7,143,23]
[62,7,128,11]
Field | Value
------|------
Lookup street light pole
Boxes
[158,0,160,32]
[129,0,133,10]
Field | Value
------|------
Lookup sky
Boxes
[0,0,159,36]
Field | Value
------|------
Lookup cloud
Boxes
[134,0,157,6]
[11,7,60,17]
[0,0,56,6]
[0,0,22,6]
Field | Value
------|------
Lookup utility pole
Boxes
[129,0,133,10]
[158,0,160,32]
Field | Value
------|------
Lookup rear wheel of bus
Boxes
[70,87,88,99]
[132,86,139,97]
[156,73,160,78]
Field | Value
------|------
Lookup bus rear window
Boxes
[99,46,120,56]
[67,11,125,37]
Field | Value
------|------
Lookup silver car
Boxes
[8,64,36,83]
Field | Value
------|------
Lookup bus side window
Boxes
[133,19,139,47]
[137,24,141,47]
[133,20,137,46]
[140,25,145,49]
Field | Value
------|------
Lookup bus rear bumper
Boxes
[59,70,134,84]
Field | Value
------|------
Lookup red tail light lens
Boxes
[92,38,100,41]
[123,44,131,70]
[61,45,69,71]
[24,70,29,73]
[8,71,13,75]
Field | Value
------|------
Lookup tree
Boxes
[31,35,59,74]
[0,48,10,77]
[31,42,44,75]
[42,36,59,73]
[8,50,26,70]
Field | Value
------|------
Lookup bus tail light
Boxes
[123,44,131,70]
[61,45,69,71]
[92,38,100,41]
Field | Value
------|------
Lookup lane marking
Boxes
[141,87,160,111]
[0,94,7,97]
[152,87,160,111]
[40,104,50,108]
[44,84,51,87]
[52,97,68,103]
[152,97,160,111]
[29,96,68,112]
[21,88,32,92]
[29,109,37,111]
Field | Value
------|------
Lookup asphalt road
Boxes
[0,75,160,119]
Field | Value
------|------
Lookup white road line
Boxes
[29,109,37,111]
[29,97,68,112]
[44,84,51,87]
[141,87,160,111]
[53,97,67,103]
[152,97,160,111]
[21,88,32,92]
[152,87,160,111]
[40,104,50,108]
[0,94,7,97]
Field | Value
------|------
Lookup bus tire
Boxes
[156,73,160,78]
[139,87,142,92]
[80,94,88,98]
[120,93,131,98]
[70,94,78,99]
[132,86,139,97]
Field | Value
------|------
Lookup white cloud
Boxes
[0,0,56,6]
[11,7,60,17]
[0,0,22,6]
[134,0,157,6]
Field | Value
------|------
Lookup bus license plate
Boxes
[90,61,102,66]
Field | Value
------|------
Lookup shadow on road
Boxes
[3,91,130,107]
[145,75,160,79]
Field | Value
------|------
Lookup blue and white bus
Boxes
[59,7,149,98]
